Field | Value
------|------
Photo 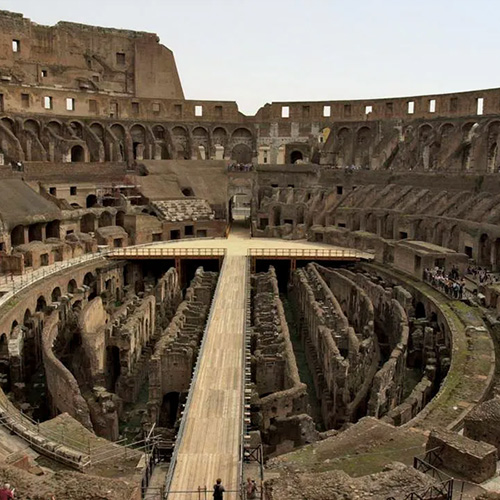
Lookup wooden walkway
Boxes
[168,248,246,499]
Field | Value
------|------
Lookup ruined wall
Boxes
[250,267,311,455]
[148,267,218,424]
[41,310,93,429]
[289,263,379,428]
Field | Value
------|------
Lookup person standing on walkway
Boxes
[246,477,257,499]
[213,478,225,499]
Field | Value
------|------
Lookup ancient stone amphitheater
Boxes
[0,8,500,500]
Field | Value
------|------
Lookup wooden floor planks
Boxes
[169,252,246,499]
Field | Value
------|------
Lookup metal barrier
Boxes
[109,247,226,258]
[248,247,362,258]
[164,257,228,497]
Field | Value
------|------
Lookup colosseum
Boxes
[0,7,499,500]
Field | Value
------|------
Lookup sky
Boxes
[3,0,500,115]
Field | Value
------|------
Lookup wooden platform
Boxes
[168,251,246,499]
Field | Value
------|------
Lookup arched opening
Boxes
[231,144,252,164]
[488,142,498,173]
[131,124,146,159]
[213,127,227,145]
[86,194,98,208]
[229,194,251,222]
[479,233,492,267]
[46,220,60,239]
[365,213,377,234]
[181,187,194,197]
[24,119,40,136]
[36,296,47,313]
[159,392,181,428]
[415,302,426,319]
[81,213,96,233]
[116,211,125,228]
[11,225,25,246]
[172,126,189,159]
[290,151,303,164]
[47,121,62,136]
[67,279,77,294]
[28,223,44,242]
[84,272,97,300]
[71,145,85,162]
[69,122,84,139]
[98,211,113,228]
[106,346,121,392]
[51,287,62,303]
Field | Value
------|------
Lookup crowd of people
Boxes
[466,265,498,285]
[227,163,253,172]
[423,266,466,300]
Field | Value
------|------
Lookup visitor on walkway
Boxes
[213,478,225,499]
[246,477,257,499]
[0,483,14,499]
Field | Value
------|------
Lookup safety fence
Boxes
[109,247,226,258]
[248,247,363,258]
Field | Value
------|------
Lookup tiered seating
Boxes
[152,199,215,222]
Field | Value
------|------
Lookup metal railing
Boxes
[0,251,108,308]
[109,247,226,258]
[164,257,228,498]
[247,247,362,258]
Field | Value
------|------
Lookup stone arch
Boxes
[418,124,433,141]
[290,150,303,164]
[67,279,77,294]
[71,145,85,162]
[1,117,15,134]
[90,122,105,140]
[51,287,62,303]
[81,213,96,233]
[69,121,84,139]
[365,212,377,234]
[84,272,97,300]
[47,120,63,136]
[116,211,125,227]
[98,211,113,228]
[28,223,44,242]
[213,127,228,145]
[152,125,165,140]
[24,119,40,136]
[130,124,146,159]
[11,225,25,246]
[449,225,460,251]
[171,126,190,159]
[231,143,252,164]
[415,301,426,319]
[86,194,98,208]
[46,220,60,239]
[488,142,498,173]
[110,123,126,161]
[231,128,252,141]
[23,308,32,326]
[36,296,47,313]
[479,233,492,267]
[192,126,209,159]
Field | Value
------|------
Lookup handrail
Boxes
[164,256,227,498]
[108,247,226,258]
[247,247,362,258]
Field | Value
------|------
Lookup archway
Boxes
[106,346,121,392]
[98,211,113,228]
[67,279,77,294]
[479,233,492,267]
[231,144,252,164]
[46,220,60,239]
[290,151,303,164]
[36,296,47,313]
[81,213,96,233]
[51,287,62,303]
[11,225,25,246]
[84,272,97,300]
[159,392,181,428]
[71,145,85,162]
[86,194,98,208]
[415,302,426,319]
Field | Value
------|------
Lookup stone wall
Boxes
[148,267,218,425]
[250,267,311,455]
[289,263,379,428]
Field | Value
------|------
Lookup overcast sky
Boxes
[3,0,499,115]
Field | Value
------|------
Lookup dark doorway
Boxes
[290,150,303,164]
[160,392,180,428]
[71,145,85,162]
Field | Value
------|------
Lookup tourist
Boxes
[246,477,257,499]
[0,483,14,500]
[213,478,225,499]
